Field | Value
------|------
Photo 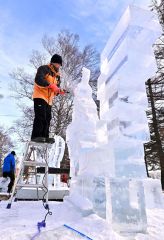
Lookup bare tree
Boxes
[0,126,14,169]
[151,0,164,31]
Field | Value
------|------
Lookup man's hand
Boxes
[59,89,66,95]
[59,89,70,95]
[48,84,60,93]
[48,84,69,95]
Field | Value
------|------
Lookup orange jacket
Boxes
[32,64,60,105]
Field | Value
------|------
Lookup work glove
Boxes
[59,89,70,95]
[59,89,66,95]
[48,84,60,93]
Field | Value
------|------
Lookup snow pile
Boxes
[0,201,164,240]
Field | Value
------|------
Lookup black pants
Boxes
[31,98,52,139]
[3,172,15,193]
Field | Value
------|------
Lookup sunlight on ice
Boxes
[66,4,164,238]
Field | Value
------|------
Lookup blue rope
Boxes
[64,224,93,240]
[31,222,93,240]
[31,220,46,240]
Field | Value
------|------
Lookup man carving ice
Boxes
[31,54,66,143]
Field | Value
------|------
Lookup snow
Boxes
[0,200,164,240]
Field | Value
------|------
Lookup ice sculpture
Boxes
[97,4,163,234]
[66,68,98,177]
[66,68,115,219]
[67,68,115,179]
[98,5,161,178]
[66,4,163,237]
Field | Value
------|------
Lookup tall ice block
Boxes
[66,4,164,237]
[97,4,163,235]
[98,5,161,178]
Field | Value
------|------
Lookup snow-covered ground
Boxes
[0,200,164,240]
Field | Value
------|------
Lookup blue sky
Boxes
[0,0,152,129]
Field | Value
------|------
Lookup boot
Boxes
[31,137,46,143]
[45,138,55,144]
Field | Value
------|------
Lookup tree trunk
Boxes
[147,79,164,190]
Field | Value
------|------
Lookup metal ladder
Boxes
[7,141,52,209]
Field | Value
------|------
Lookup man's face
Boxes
[52,63,61,71]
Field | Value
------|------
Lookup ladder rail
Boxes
[45,146,49,206]
[33,147,39,201]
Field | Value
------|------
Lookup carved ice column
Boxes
[66,68,114,218]
[97,5,162,234]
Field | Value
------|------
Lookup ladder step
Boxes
[16,184,44,188]
[29,141,52,147]
[37,167,70,174]
[23,161,47,167]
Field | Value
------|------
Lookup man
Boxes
[31,54,65,143]
[2,151,16,193]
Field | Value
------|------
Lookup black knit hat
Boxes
[50,54,62,66]
[11,151,16,156]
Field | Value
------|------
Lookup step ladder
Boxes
[7,141,52,209]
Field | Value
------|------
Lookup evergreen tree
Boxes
[145,0,164,189]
